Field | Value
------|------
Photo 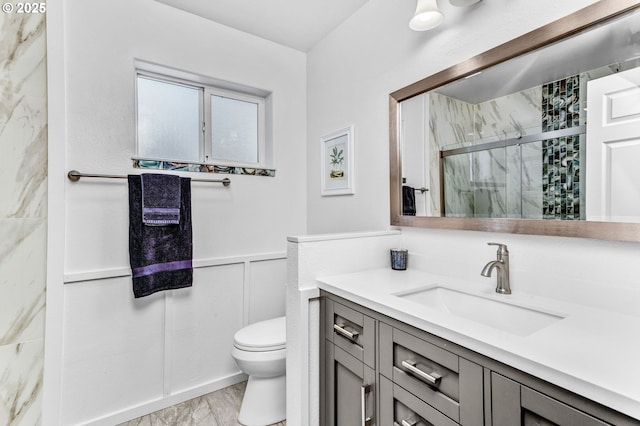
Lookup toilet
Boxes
[232,316,286,426]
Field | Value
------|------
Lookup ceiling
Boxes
[436,8,640,104]
[154,0,370,52]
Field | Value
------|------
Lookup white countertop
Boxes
[316,268,640,420]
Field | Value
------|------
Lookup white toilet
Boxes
[232,316,286,426]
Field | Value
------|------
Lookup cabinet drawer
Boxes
[380,323,484,425]
[325,299,376,368]
[380,375,458,426]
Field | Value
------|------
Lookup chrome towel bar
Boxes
[67,170,231,186]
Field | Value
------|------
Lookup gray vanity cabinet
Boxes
[491,372,611,426]
[322,298,377,426]
[320,291,640,426]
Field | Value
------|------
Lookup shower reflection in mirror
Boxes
[400,56,640,221]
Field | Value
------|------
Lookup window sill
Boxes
[133,158,276,177]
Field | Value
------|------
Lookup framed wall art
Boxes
[320,126,354,196]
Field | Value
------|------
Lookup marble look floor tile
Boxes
[204,382,245,425]
[119,381,286,426]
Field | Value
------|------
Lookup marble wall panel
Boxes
[476,87,542,142]
[521,142,543,219]
[443,154,473,217]
[430,93,475,215]
[0,12,48,219]
[0,341,44,425]
[472,148,506,218]
[433,77,588,220]
[0,218,46,345]
[0,10,47,425]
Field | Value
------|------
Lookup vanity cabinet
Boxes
[322,298,377,425]
[320,291,640,426]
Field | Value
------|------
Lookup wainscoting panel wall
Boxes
[170,263,245,395]
[61,254,286,426]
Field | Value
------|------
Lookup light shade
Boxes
[409,0,444,31]
[449,0,481,6]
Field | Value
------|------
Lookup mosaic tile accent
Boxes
[542,135,583,220]
[542,75,581,131]
[541,75,584,220]
[119,382,286,426]
[134,159,276,177]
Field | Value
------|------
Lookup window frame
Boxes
[135,66,269,169]
[203,86,266,167]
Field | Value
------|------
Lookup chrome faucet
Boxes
[481,242,511,294]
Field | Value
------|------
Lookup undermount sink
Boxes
[395,286,564,336]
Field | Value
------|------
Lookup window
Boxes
[136,68,268,168]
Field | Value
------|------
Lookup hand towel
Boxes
[402,185,417,216]
[128,175,193,298]
[141,173,181,225]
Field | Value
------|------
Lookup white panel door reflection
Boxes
[587,66,640,222]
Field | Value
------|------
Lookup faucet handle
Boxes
[487,242,509,256]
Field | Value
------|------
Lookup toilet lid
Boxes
[233,316,286,352]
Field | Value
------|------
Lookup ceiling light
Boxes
[409,0,444,31]
[449,0,481,6]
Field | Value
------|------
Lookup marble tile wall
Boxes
[433,88,543,218]
[0,9,47,425]
[430,93,475,216]
[120,382,286,426]
[433,75,591,220]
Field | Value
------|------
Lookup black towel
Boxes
[128,175,193,298]
[402,185,417,216]
[141,173,181,225]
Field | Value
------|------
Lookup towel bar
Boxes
[67,170,231,186]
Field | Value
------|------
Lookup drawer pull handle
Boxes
[402,418,418,426]
[402,360,442,386]
[334,323,359,342]
[361,384,372,426]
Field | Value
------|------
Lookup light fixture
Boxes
[409,0,444,31]
[449,0,481,6]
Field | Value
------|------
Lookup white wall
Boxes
[304,1,640,295]
[47,0,306,424]
[306,0,601,233]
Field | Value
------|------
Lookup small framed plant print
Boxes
[320,126,354,196]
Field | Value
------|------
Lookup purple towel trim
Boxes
[144,207,181,214]
[142,207,181,225]
[132,260,193,278]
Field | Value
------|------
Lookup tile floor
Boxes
[119,382,286,426]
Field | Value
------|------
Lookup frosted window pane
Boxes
[137,77,200,162]
[211,95,258,163]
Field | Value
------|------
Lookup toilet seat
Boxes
[233,316,286,352]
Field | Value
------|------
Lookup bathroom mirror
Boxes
[390,0,640,241]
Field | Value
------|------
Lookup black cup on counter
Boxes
[390,248,408,270]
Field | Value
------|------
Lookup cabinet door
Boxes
[325,343,376,426]
[491,373,611,426]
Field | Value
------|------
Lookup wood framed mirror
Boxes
[390,0,640,242]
